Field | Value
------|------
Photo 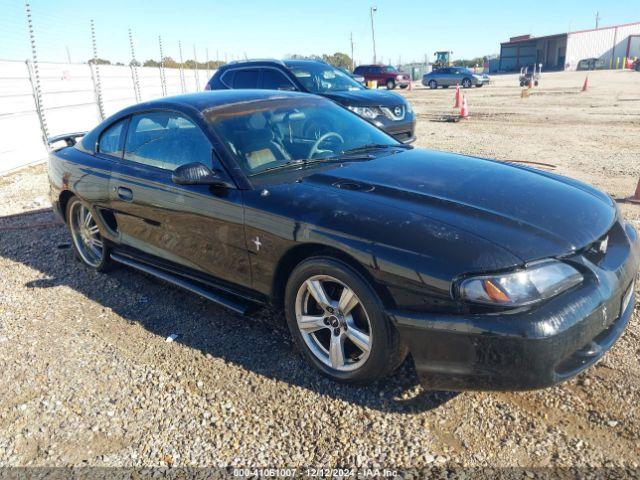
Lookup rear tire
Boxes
[428,80,438,89]
[66,197,112,272]
[284,257,407,384]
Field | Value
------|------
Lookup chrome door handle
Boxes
[117,186,133,202]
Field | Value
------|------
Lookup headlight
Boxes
[347,106,380,120]
[457,260,583,307]
[396,74,403,80]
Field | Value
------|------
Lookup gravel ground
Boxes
[0,69,639,474]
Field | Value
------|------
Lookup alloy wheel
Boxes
[294,275,372,371]
[69,202,104,268]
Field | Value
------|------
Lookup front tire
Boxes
[386,79,396,90]
[462,78,472,88]
[285,257,406,383]
[66,197,111,272]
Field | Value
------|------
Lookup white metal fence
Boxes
[0,59,211,175]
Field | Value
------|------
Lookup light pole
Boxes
[370,6,377,64]
[350,32,355,70]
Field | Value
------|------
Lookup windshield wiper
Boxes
[341,143,413,154]
[250,154,377,176]
[250,159,305,176]
[304,153,375,165]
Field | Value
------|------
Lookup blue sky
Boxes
[1,0,638,65]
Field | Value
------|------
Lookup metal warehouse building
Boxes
[499,21,640,72]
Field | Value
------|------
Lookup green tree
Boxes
[88,58,111,65]
[322,52,353,69]
[143,59,160,67]
[285,52,353,69]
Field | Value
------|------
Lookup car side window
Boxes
[261,69,294,90]
[98,120,125,157]
[124,111,213,170]
[232,69,260,89]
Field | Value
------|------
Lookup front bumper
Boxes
[389,222,639,391]
[373,113,416,144]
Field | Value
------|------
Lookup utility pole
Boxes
[595,11,601,29]
[193,45,200,90]
[350,32,355,70]
[65,45,71,63]
[370,6,377,64]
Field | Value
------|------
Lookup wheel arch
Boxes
[58,190,76,223]
[271,243,392,309]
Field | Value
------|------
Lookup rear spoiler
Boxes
[46,132,87,149]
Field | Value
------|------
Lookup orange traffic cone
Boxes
[582,75,589,92]
[621,178,640,204]
[454,85,462,108]
[459,95,469,119]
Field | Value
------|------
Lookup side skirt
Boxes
[110,253,259,315]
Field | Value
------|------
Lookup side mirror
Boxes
[172,162,233,188]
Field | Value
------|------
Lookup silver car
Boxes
[422,67,485,89]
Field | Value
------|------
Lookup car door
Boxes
[433,68,448,84]
[370,66,382,83]
[445,68,459,86]
[109,109,251,288]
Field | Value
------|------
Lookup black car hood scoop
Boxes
[332,180,375,192]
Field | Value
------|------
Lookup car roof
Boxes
[120,90,314,114]
[283,59,330,68]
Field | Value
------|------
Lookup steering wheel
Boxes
[309,132,344,159]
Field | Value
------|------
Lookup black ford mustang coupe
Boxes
[48,90,638,390]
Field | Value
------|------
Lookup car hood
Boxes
[301,149,615,262]
[322,89,407,107]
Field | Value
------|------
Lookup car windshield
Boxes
[288,63,365,93]
[204,96,402,176]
